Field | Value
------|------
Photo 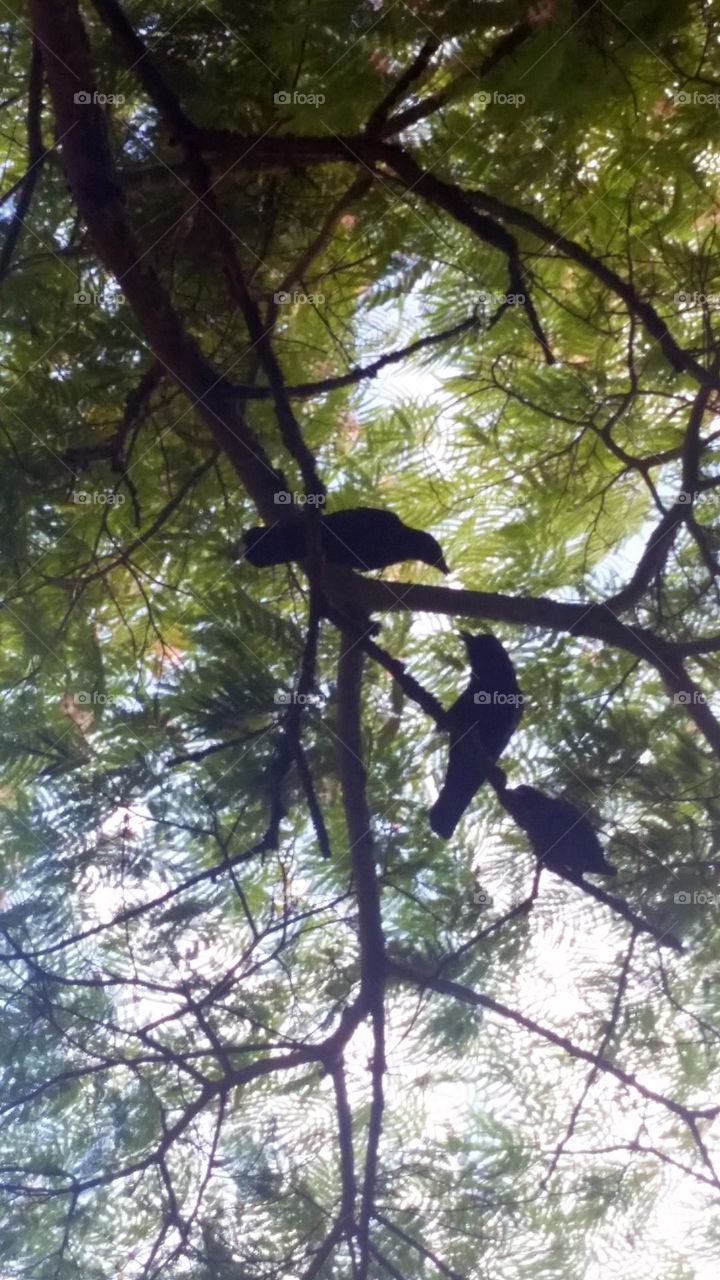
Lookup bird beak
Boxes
[437,556,450,574]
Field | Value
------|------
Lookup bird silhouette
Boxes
[502,785,617,878]
[429,632,523,839]
[243,507,449,573]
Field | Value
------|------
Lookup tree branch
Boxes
[366,38,440,136]
[387,960,720,1131]
[30,0,285,521]
[325,571,720,755]
[229,311,480,402]
[335,630,386,1277]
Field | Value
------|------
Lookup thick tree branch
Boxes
[324,570,720,754]
[335,633,385,1001]
[91,0,325,504]
[30,0,285,521]
[335,631,386,1277]
[190,129,720,390]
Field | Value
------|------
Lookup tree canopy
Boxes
[2,1,720,1276]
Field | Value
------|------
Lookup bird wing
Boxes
[447,689,521,758]
[535,799,615,875]
[243,525,303,566]
[321,509,391,569]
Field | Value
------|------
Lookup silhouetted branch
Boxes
[538,868,684,954]
[229,312,480,401]
[366,38,440,136]
[336,631,386,1277]
[329,572,720,756]
[380,19,533,136]
[373,1211,465,1280]
[92,0,324,504]
[539,933,639,1192]
[31,0,285,520]
[387,960,720,1140]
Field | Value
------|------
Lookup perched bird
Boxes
[243,507,449,574]
[429,632,523,839]
[502,785,617,878]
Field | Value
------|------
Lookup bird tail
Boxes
[429,794,461,839]
[429,775,485,840]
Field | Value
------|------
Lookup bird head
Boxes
[508,785,537,804]
[459,631,509,669]
[501,785,544,821]
[405,528,449,573]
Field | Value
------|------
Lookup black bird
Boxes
[243,507,449,574]
[502,785,617,878]
[429,632,523,839]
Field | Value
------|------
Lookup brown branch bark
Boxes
[335,631,386,1277]
[30,0,285,521]
[325,571,720,755]
[91,0,325,504]
[189,129,720,391]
